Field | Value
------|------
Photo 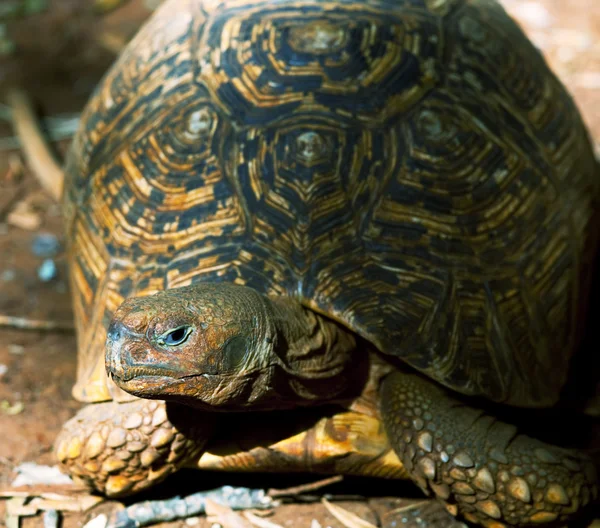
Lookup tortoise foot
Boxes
[55,399,215,497]
[381,371,598,527]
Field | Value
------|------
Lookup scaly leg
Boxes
[196,407,407,480]
[56,397,407,498]
[380,371,598,526]
[55,399,216,497]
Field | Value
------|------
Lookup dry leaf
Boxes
[205,498,254,528]
[28,495,103,513]
[0,483,89,497]
[6,496,38,516]
[321,498,377,528]
[7,201,41,231]
[243,511,284,528]
[0,482,103,517]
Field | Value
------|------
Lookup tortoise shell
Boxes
[63,0,599,408]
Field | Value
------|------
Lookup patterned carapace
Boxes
[63,0,598,412]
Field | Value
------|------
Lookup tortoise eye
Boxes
[159,326,193,347]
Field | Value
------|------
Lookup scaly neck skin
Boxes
[262,297,363,408]
[106,283,362,411]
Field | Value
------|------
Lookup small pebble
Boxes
[82,514,108,528]
[38,259,58,282]
[43,509,60,528]
[0,364,7,377]
[1,400,24,415]
[1,269,16,282]
[31,233,61,257]
[8,344,24,355]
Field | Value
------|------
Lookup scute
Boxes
[195,0,441,125]
[64,0,599,408]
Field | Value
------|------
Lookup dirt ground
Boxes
[1,0,600,527]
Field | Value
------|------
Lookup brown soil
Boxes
[1,0,599,527]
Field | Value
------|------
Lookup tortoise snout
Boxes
[107,320,127,343]
[105,320,137,380]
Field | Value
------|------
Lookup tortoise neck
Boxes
[259,297,362,408]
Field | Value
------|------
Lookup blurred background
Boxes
[0,1,599,527]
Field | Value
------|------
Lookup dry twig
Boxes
[321,498,377,528]
[0,315,74,332]
[268,475,344,498]
[6,90,64,201]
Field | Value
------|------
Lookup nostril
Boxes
[105,321,130,374]
[107,321,127,343]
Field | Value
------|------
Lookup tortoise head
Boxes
[105,284,276,409]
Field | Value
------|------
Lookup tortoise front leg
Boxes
[196,408,408,480]
[380,371,598,526]
[55,399,216,497]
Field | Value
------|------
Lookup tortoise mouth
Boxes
[107,365,205,385]
[107,368,200,395]
[107,369,235,408]
[107,365,185,382]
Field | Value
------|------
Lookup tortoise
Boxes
[53,0,600,525]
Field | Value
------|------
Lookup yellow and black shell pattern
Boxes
[63,0,600,408]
